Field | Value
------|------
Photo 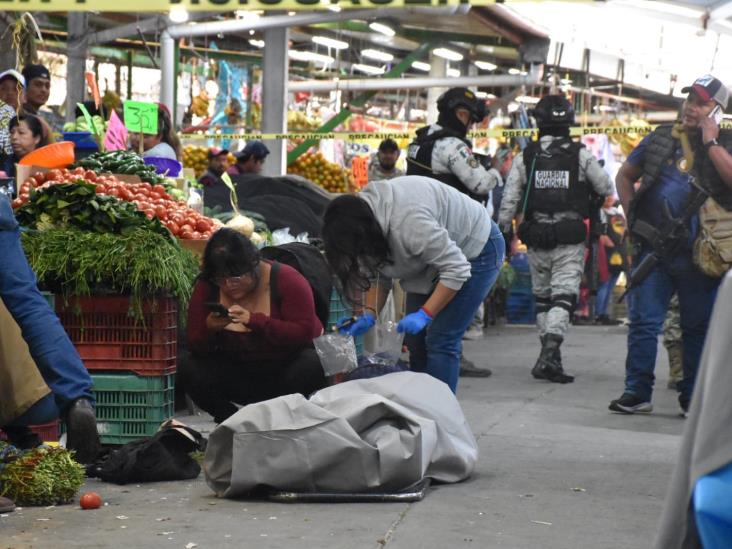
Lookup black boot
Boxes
[531,334,574,384]
[65,398,100,464]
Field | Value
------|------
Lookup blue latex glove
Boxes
[397,308,433,334]
[336,313,375,337]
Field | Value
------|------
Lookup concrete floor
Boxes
[1,325,685,549]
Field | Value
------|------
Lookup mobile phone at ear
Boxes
[710,105,723,125]
[205,302,230,317]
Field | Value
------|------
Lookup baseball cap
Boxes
[378,138,399,152]
[21,64,51,83]
[0,69,25,88]
[681,75,729,109]
[208,147,229,159]
[236,140,270,160]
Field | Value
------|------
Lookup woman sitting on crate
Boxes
[323,176,505,394]
[178,228,327,424]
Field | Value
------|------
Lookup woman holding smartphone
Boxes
[178,228,326,424]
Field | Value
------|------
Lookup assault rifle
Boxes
[617,177,709,302]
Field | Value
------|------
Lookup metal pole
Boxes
[65,13,89,123]
[426,52,447,124]
[160,30,175,113]
[261,27,289,177]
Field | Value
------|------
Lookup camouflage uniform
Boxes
[662,294,683,388]
[498,136,614,338]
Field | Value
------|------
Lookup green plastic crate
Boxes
[91,373,174,445]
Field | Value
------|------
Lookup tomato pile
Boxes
[13,168,217,240]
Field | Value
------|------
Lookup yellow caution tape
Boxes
[182,123,732,142]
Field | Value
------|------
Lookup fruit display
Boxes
[62,115,107,134]
[71,151,165,185]
[183,145,209,177]
[191,91,210,118]
[13,168,219,240]
[287,110,321,131]
[287,151,352,193]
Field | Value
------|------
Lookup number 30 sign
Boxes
[123,101,159,135]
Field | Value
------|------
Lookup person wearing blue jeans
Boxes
[612,74,732,415]
[0,192,99,462]
[322,176,505,393]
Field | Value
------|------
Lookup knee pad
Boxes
[534,295,551,314]
[551,293,577,313]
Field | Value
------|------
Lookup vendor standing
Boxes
[227,141,270,176]
[323,176,505,393]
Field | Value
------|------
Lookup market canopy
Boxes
[2,0,501,12]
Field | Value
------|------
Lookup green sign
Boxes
[123,101,158,135]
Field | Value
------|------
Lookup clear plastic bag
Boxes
[370,291,405,365]
[271,227,310,246]
[313,332,358,376]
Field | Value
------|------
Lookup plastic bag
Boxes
[271,227,310,246]
[371,291,405,364]
[313,333,358,376]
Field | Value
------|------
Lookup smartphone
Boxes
[204,302,230,318]
[710,105,723,125]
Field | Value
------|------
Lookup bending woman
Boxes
[323,176,505,393]
[179,228,326,423]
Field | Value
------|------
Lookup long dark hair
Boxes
[157,104,182,160]
[322,194,391,302]
[201,228,260,282]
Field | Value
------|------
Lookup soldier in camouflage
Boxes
[662,294,683,389]
[406,87,503,377]
[498,95,614,383]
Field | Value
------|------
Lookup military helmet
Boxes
[531,95,575,127]
[437,87,488,123]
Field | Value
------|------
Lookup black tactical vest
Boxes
[522,138,590,217]
[406,126,483,202]
[630,125,732,227]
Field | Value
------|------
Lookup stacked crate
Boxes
[56,296,176,444]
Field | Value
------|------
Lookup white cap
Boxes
[0,69,26,88]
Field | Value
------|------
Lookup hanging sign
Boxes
[123,101,159,135]
[0,0,496,12]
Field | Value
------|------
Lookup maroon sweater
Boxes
[187,262,323,364]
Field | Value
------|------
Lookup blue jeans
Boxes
[405,221,505,392]
[596,272,620,317]
[0,195,93,426]
[624,250,719,407]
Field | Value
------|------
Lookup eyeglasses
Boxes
[215,273,254,287]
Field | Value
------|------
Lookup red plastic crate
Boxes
[56,296,178,376]
[0,420,60,443]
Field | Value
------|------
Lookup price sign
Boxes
[123,101,158,135]
[104,110,129,151]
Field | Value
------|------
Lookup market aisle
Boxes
[1,325,684,549]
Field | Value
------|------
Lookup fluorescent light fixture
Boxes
[475,60,497,71]
[235,11,261,23]
[312,36,349,50]
[475,91,496,99]
[288,11,296,15]
[369,22,395,37]
[288,51,335,65]
[508,68,521,75]
[353,63,386,75]
[412,61,431,71]
[433,47,463,62]
[516,95,541,104]
[447,68,461,78]
[362,49,394,62]
[248,39,265,48]
[168,7,189,23]
[327,4,342,12]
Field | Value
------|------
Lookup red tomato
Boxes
[195,219,211,233]
[154,205,168,221]
[190,230,202,239]
[84,170,98,182]
[119,188,134,201]
[79,492,102,510]
[12,198,22,209]
[26,176,39,188]
[47,169,62,182]
[166,221,180,235]
[72,167,85,176]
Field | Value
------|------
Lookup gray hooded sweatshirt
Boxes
[359,176,493,294]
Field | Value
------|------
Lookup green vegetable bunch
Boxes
[72,151,165,185]
[63,115,106,134]
[15,182,171,240]
[21,227,199,316]
[0,444,85,506]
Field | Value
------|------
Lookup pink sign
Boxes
[104,110,129,152]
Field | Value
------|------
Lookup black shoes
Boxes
[532,334,574,384]
[609,393,653,414]
[459,356,492,378]
[65,398,100,464]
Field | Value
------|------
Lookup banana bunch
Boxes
[191,92,210,118]
[250,102,261,129]
[287,110,321,131]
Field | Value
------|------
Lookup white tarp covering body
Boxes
[204,372,478,497]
